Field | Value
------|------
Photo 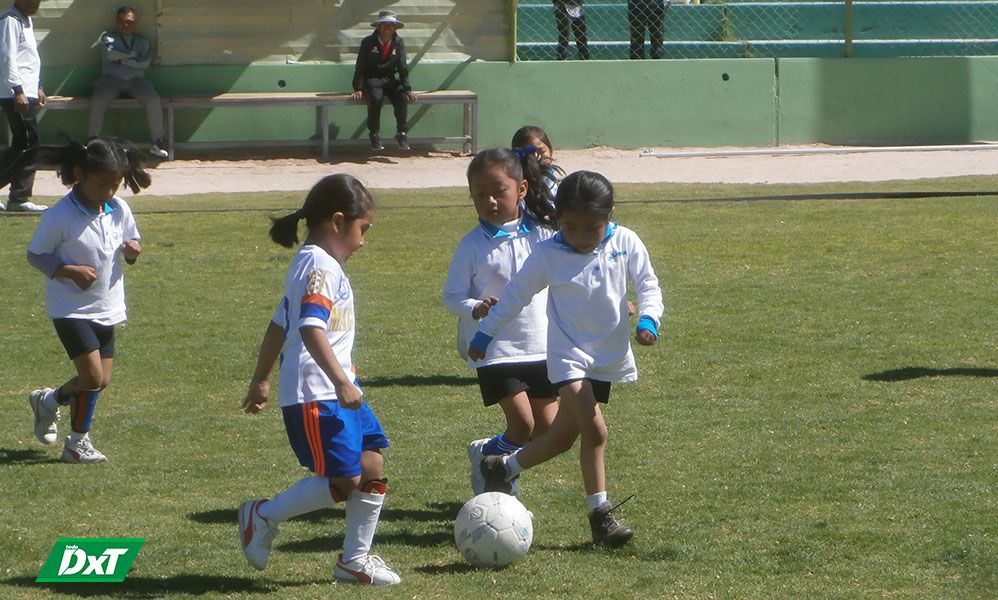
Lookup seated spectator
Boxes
[553,1,589,60]
[351,11,417,152]
[88,6,168,159]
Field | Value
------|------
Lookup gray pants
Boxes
[88,77,164,142]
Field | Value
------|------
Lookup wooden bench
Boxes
[42,90,479,160]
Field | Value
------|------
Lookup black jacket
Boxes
[352,32,411,92]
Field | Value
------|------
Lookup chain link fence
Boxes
[515,0,998,60]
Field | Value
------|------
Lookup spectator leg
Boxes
[384,80,408,135]
[0,99,37,202]
[364,79,386,137]
[628,4,646,59]
[553,4,571,60]
[88,78,126,139]
[127,78,166,142]
[650,2,666,59]
[572,15,589,59]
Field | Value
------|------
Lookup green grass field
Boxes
[0,177,994,599]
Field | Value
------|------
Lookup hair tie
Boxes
[512,144,537,160]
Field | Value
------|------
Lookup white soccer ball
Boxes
[454,492,533,568]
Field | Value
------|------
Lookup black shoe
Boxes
[395,132,410,151]
[370,134,384,151]
[588,498,634,547]
[480,455,512,495]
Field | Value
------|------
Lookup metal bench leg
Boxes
[166,106,175,160]
[320,106,330,161]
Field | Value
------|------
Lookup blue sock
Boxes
[70,389,100,434]
[482,433,523,456]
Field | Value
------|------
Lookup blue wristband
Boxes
[636,315,658,339]
[469,331,494,354]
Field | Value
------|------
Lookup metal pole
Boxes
[844,0,854,58]
[639,144,998,159]
[511,0,519,62]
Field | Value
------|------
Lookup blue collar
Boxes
[478,213,534,239]
[554,222,618,253]
[69,189,116,215]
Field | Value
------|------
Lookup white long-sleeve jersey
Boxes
[442,214,554,367]
[477,223,663,384]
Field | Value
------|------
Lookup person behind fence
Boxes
[351,11,417,152]
[88,6,168,159]
[629,0,669,60]
[0,0,47,213]
[552,0,589,60]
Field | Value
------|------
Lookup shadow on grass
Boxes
[413,562,479,575]
[0,447,59,466]
[189,501,464,526]
[359,375,476,388]
[278,528,452,553]
[2,574,321,598]
[863,366,998,382]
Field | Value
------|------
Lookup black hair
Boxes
[57,135,152,194]
[511,125,553,154]
[466,147,559,227]
[117,6,135,18]
[269,174,374,248]
[555,170,615,219]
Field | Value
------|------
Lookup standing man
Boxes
[0,0,46,212]
[628,0,669,60]
[351,11,417,152]
[88,6,167,159]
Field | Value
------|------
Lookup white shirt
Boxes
[27,191,140,325]
[442,214,554,367]
[0,7,39,98]
[274,245,359,408]
[477,224,664,383]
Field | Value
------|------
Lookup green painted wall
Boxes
[38,57,998,150]
[777,57,998,145]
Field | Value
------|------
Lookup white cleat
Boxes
[334,553,400,586]
[467,438,489,495]
[7,201,47,212]
[238,499,278,570]
[60,436,107,463]
[29,388,59,445]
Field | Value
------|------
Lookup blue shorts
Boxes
[282,400,389,478]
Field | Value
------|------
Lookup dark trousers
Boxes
[0,99,39,202]
[553,3,589,60]
[629,0,666,59]
[362,77,407,137]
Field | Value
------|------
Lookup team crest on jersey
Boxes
[609,250,628,261]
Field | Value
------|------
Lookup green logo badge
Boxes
[36,538,144,583]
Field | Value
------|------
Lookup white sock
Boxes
[341,489,385,563]
[505,452,525,478]
[68,431,88,444]
[587,491,609,512]
[259,476,334,522]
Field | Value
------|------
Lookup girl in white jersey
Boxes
[238,174,400,586]
[26,137,151,464]
[443,147,560,496]
[469,170,664,547]
[512,125,564,209]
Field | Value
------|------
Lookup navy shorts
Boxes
[476,360,557,406]
[53,319,116,360]
[552,378,612,404]
[282,400,389,478]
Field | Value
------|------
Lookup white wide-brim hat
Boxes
[372,10,404,28]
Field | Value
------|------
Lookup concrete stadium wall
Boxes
[38,57,998,150]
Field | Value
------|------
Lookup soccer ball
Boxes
[454,492,533,568]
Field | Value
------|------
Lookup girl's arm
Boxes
[242,320,285,414]
[469,250,549,359]
[26,250,62,279]
[300,326,362,410]
[626,232,664,344]
[441,243,488,318]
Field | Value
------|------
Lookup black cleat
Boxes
[370,134,385,151]
[480,455,513,495]
[395,132,410,150]
[588,497,634,547]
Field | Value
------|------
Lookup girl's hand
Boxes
[636,330,657,346]
[242,379,269,414]
[472,296,499,320]
[336,381,363,410]
[121,239,141,263]
[60,264,98,290]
